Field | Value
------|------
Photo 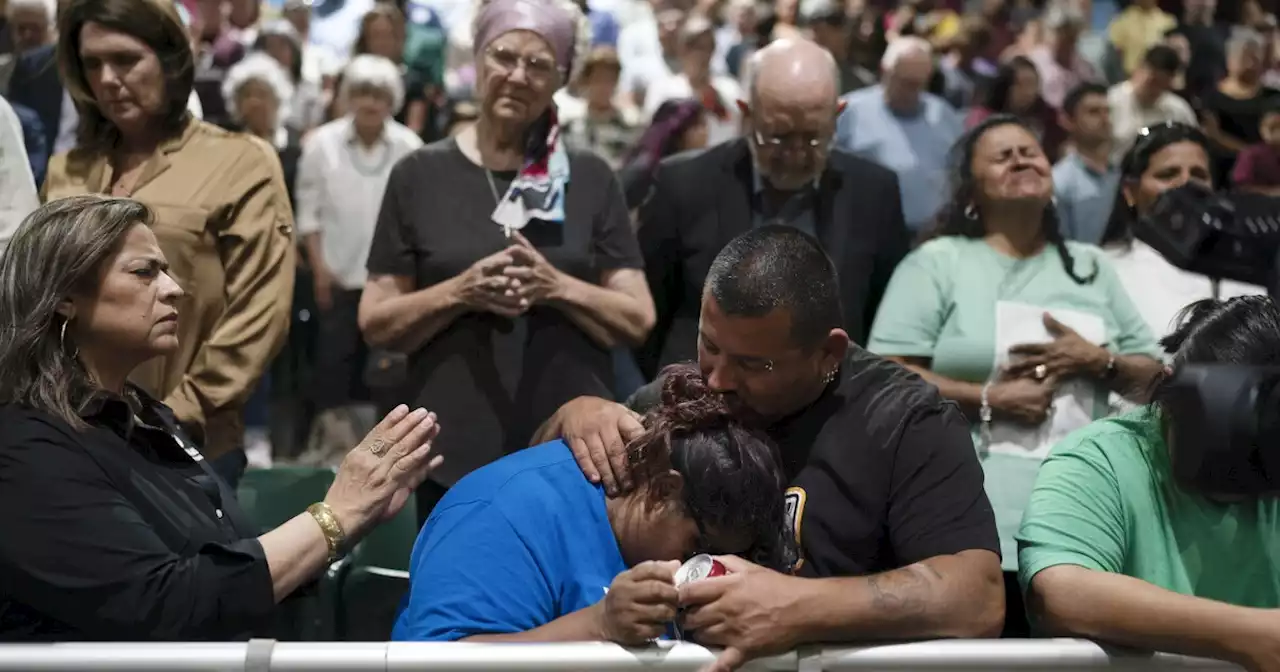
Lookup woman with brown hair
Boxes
[0,195,442,640]
[42,0,296,486]
[353,3,431,138]
[557,46,641,168]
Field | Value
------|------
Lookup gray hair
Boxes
[5,0,54,22]
[1043,4,1086,31]
[0,196,153,430]
[880,35,932,72]
[1227,26,1266,58]
[340,54,407,114]
[223,52,296,124]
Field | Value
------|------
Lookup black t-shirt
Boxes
[367,139,643,486]
[1180,22,1229,99]
[629,348,999,577]
[1201,87,1280,186]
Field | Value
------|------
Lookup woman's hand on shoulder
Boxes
[324,405,444,539]
[553,397,646,496]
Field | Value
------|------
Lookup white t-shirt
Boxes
[294,117,425,290]
[0,96,39,255]
[1107,81,1198,163]
[1106,240,1267,342]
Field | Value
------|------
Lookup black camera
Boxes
[1159,365,1280,495]
[1136,183,1280,294]
[1137,185,1280,495]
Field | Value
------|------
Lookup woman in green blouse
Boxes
[867,114,1165,634]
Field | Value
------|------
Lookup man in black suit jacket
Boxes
[8,43,62,173]
[636,38,910,378]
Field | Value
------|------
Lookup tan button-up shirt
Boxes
[44,119,296,460]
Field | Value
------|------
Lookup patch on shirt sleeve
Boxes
[784,487,806,545]
[784,487,807,573]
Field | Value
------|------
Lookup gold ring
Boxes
[1034,364,1048,380]
[368,439,391,457]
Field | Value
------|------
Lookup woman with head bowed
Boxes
[42,0,297,487]
[1019,295,1280,668]
[0,196,442,640]
[359,0,655,524]
[222,52,302,203]
[392,364,794,643]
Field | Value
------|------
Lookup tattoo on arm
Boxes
[866,564,944,616]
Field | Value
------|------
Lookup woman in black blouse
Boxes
[0,196,443,640]
[360,0,655,522]
[1200,27,1280,187]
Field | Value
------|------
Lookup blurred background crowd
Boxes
[2,0,1277,513]
[1,0,1280,648]
[4,0,1273,467]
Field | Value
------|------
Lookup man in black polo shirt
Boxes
[534,225,1002,670]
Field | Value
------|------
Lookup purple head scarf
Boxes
[473,0,578,72]
[472,0,579,235]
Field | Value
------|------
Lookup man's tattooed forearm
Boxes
[867,564,943,615]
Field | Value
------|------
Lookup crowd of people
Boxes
[1,0,1280,669]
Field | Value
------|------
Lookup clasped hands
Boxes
[987,312,1112,425]
[596,556,804,672]
[456,232,563,318]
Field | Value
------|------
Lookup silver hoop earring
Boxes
[963,204,978,220]
[59,319,77,357]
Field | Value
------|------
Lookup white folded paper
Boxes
[986,301,1107,461]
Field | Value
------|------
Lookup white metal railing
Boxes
[0,640,1242,671]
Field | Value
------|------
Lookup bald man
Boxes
[634,37,910,380]
[835,36,963,232]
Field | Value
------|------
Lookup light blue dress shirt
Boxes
[835,86,964,232]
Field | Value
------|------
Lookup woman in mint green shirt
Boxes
[867,115,1163,633]
[1018,296,1280,667]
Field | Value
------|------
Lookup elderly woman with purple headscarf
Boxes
[359,0,656,525]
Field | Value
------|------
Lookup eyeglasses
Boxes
[1135,121,1190,139]
[752,129,829,151]
[1122,121,1203,175]
[485,46,559,84]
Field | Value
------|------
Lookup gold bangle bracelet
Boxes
[307,502,347,563]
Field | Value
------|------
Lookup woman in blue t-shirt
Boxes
[392,363,795,643]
